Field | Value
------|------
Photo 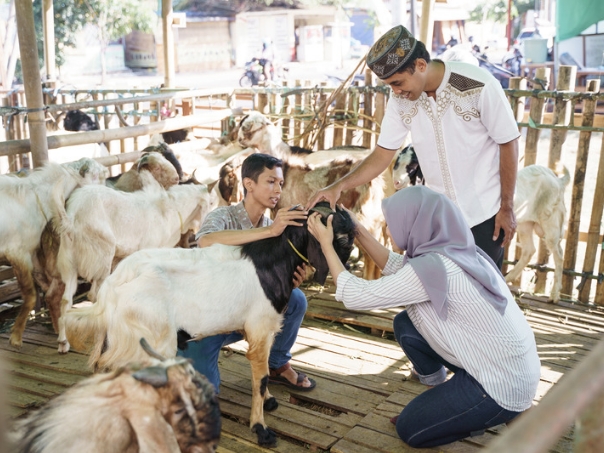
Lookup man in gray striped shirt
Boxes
[308,186,540,448]
[179,153,316,393]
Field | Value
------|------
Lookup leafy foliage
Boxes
[21,0,153,75]
[468,0,535,24]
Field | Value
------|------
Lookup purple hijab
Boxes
[382,186,508,320]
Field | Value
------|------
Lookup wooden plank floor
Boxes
[2,274,603,452]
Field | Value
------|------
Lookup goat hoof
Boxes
[8,334,22,349]
[251,423,277,447]
[57,341,70,354]
[264,396,278,412]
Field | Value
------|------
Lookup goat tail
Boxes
[63,301,106,354]
[557,164,571,188]
[91,282,177,372]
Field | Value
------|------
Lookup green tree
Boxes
[468,0,535,41]
[80,0,155,84]
[15,0,153,84]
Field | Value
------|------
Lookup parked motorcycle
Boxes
[501,46,523,77]
[471,45,516,89]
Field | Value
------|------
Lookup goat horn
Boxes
[139,338,167,361]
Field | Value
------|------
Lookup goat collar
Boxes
[287,239,309,264]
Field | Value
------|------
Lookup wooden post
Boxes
[508,77,527,123]
[419,0,435,52]
[563,79,600,300]
[281,81,291,143]
[548,65,577,170]
[257,92,268,115]
[589,135,604,304]
[534,65,576,295]
[332,92,347,147]
[524,67,550,166]
[294,80,302,147]
[317,81,327,150]
[42,0,56,81]
[303,80,313,149]
[363,68,374,149]
[595,233,604,304]
[15,0,48,167]
[374,86,387,129]
[162,0,175,88]
[345,87,358,145]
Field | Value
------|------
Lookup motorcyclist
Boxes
[258,38,275,81]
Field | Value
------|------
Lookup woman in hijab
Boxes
[307,186,540,448]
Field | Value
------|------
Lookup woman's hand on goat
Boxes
[269,206,307,237]
[308,212,347,281]
[308,212,334,248]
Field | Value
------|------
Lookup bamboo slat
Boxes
[293,80,302,147]
[563,79,600,298]
[332,92,347,147]
[535,66,576,294]
[362,69,374,149]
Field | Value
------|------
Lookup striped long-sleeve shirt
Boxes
[335,251,541,412]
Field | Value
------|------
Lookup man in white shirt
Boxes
[307,25,520,268]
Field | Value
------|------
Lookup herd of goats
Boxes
[1,109,571,451]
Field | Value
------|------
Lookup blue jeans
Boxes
[178,288,307,392]
[392,310,522,448]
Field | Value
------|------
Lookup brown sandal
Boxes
[269,362,316,392]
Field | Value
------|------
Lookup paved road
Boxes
[58,59,364,91]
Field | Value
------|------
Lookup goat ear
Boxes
[78,162,90,178]
[309,203,335,219]
[137,154,152,171]
[306,236,329,285]
[132,366,170,388]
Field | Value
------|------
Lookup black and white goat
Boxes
[391,144,424,190]
[2,158,108,349]
[63,203,356,447]
[391,145,570,302]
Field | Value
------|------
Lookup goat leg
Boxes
[246,335,278,447]
[8,257,37,348]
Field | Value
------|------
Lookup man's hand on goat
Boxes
[292,264,307,288]
[269,206,307,237]
[306,184,342,211]
[494,206,517,248]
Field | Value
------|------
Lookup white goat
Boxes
[55,170,218,353]
[107,145,181,192]
[35,153,183,336]
[63,204,356,448]
[237,110,372,165]
[505,164,570,302]
[2,158,108,349]
[391,146,571,302]
[9,342,221,453]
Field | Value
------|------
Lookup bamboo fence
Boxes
[1,63,604,305]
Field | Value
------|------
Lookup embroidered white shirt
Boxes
[378,60,521,227]
[335,252,541,412]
